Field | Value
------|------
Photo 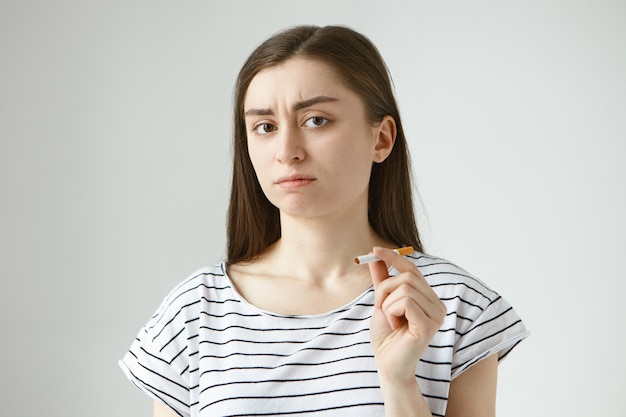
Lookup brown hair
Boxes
[227,25,422,264]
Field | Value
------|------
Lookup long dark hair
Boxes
[227,25,422,264]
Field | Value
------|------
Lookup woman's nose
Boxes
[276,127,305,163]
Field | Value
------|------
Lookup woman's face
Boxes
[243,57,393,221]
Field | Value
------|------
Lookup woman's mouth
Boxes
[275,174,316,188]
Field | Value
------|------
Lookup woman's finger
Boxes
[372,246,420,275]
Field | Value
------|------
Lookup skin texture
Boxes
[152,57,498,417]
[244,57,391,222]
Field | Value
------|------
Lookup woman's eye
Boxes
[304,116,328,128]
[253,123,277,135]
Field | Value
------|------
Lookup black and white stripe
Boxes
[120,252,528,417]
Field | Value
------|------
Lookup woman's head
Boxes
[227,25,422,264]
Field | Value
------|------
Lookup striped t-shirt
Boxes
[119,252,528,417]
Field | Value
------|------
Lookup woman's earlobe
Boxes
[373,115,397,163]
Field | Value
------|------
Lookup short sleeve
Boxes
[119,288,195,416]
[450,294,528,379]
[413,253,529,381]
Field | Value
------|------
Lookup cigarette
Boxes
[354,246,414,265]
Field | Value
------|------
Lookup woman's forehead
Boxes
[244,58,354,110]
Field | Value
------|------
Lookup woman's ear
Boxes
[373,115,397,163]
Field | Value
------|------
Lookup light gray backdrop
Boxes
[1,1,624,416]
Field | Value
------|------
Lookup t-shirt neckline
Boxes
[219,261,375,319]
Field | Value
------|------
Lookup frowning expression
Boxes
[244,57,392,220]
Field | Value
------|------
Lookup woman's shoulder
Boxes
[162,262,228,300]
[401,251,502,311]
[144,262,233,329]
[406,251,493,287]
[408,251,529,374]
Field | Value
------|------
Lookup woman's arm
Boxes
[368,247,447,416]
[368,247,499,416]
[376,351,498,417]
[153,400,180,417]
[445,354,498,417]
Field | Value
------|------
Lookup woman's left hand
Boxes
[368,246,447,382]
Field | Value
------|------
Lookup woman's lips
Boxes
[275,174,316,188]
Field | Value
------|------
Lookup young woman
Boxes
[120,25,528,417]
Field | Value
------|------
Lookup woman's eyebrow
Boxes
[244,95,338,116]
[244,108,273,116]
[293,95,338,111]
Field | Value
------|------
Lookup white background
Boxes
[1,1,624,416]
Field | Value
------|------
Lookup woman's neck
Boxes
[226,205,393,315]
[261,209,392,284]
